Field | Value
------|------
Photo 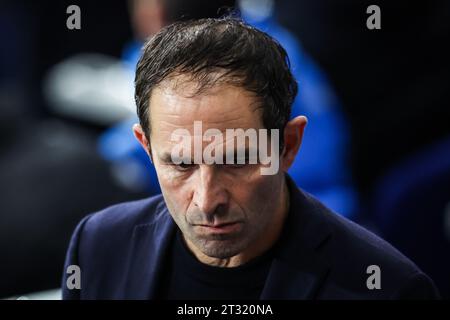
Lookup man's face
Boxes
[147,77,285,260]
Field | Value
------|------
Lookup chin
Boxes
[197,238,248,259]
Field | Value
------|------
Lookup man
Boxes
[62,18,439,299]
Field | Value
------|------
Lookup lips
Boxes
[199,222,239,228]
[195,221,243,234]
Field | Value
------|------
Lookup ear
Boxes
[132,124,153,162]
[280,116,308,172]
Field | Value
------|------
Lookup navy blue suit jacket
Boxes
[62,176,439,299]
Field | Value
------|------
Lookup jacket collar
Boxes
[260,175,333,299]
[123,201,176,299]
[125,174,333,299]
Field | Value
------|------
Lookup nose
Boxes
[193,165,229,217]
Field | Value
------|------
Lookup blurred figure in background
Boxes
[99,0,358,218]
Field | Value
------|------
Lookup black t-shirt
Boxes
[159,229,274,300]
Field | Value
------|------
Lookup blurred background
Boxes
[0,0,449,299]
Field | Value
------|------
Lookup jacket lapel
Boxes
[260,176,333,300]
[260,259,330,299]
[124,205,176,299]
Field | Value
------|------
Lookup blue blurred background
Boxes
[0,0,449,299]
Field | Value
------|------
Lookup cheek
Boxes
[155,166,193,218]
[233,174,280,217]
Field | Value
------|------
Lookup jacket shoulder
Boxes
[81,193,167,238]
[304,192,418,271]
[301,192,439,298]
[62,194,169,299]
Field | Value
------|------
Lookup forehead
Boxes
[148,76,264,141]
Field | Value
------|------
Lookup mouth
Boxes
[194,221,243,235]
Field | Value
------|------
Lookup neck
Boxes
[184,176,290,267]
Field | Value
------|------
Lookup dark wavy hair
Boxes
[135,18,298,148]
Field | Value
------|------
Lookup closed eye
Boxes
[224,163,247,169]
[173,163,197,171]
